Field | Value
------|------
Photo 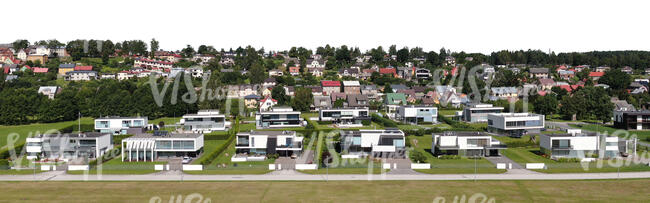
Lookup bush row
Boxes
[371,114,398,127]
[200,117,239,165]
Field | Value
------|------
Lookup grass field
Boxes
[2,180,649,202]
[0,117,93,151]
[438,109,460,116]
[408,134,505,174]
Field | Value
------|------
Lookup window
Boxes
[552,140,571,148]
[133,120,143,127]
[488,119,493,125]
[352,137,361,145]
[156,140,172,149]
[122,120,132,127]
[251,137,255,146]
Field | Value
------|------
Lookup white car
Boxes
[182,156,192,164]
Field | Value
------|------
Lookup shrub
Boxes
[361,120,371,126]
[201,117,239,165]
[409,151,427,163]
[556,157,581,163]
[266,153,279,160]
[113,134,134,145]
[371,114,398,127]
[438,155,461,159]
[0,159,9,170]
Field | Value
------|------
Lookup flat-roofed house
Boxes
[462,103,504,123]
[234,130,303,159]
[95,117,148,135]
[121,133,204,162]
[256,106,303,129]
[487,113,545,137]
[432,131,506,157]
[25,132,113,160]
[395,105,438,124]
[539,130,635,159]
[319,107,370,127]
[340,129,406,158]
[180,110,229,133]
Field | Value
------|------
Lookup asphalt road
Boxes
[2,169,650,181]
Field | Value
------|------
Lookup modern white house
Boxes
[395,105,438,124]
[94,117,148,135]
[487,113,545,137]
[180,110,229,133]
[539,130,635,159]
[340,129,406,158]
[462,103,504,123]
[121,133,204,162]
[256,106,304,129]
[25,132,113,161]
[431,131,506,157]
[234,130,303,161]
[319,108,370,127]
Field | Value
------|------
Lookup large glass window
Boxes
[133,120,143,127]
[352,137,361,145]
[122,120,132,127]
[96,121,109,128]
[180,141,194,149]
[552,140,571,148]
[156,140,172,149]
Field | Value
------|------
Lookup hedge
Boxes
[113,134,134,145]
[200,117,239,165]
[0,159,9,170]
[371,114,398,127]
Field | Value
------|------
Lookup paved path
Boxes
[3,170,650,181]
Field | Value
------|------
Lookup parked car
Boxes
[182,156,192,164]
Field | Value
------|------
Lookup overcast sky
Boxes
[5,0,649,54]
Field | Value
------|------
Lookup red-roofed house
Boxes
[321,80,341,95]
[379,68,397,77]
[559,84,584,93]
[289,66,300,76]
[589,72,605,80]
[33,67,49,73]
[259,96,278,112]
[74,66,93,71]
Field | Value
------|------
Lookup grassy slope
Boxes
[2,180,649,202]
[0,117,93,150]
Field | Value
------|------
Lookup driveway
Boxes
[485,156,523,169]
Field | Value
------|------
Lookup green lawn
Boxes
[502,147,650,173]
[408,134,505,174]
[397,123,451,130]
[570,124,650,144]
[150,117,181,126]
[67,157,166,175]
[2,180,650,202]
[186,140,273,175]
[439,109,460,116]
[191,140,228,164]
[0,117,94,151]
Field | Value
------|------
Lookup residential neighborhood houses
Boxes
[1,39,650,180]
